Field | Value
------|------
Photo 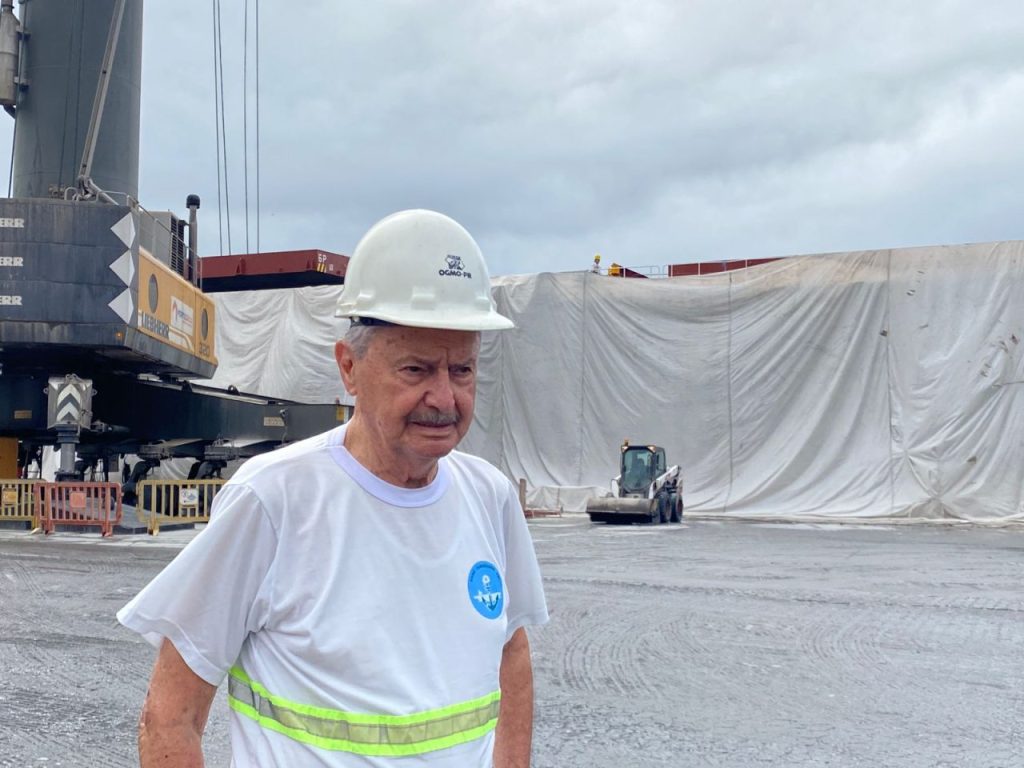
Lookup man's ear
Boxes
[335,340,358,396]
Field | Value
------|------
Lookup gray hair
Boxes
[341,321,383,359]
[340,320,483,360]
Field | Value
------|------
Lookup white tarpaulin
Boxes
[206,241,1024,522]
[205,285,353,406]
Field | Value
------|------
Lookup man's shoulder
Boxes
[228,427,342,487]
[446,450,514,493]
[446,448,501,473]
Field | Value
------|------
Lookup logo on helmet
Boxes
[439,254,472,279]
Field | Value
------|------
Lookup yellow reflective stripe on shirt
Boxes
[227,666,501,756]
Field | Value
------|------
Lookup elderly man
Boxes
[118,210,549,767]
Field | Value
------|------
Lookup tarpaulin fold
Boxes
[203,241,1024,522]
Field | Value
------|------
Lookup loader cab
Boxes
[620,444,666,494]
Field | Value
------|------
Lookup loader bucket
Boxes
[586,496,655,524]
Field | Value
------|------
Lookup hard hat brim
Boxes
[336,307,515,331]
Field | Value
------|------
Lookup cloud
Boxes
[1,1,1022,275]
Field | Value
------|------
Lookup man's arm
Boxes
[493,627,535,768]
[138,639,217,768]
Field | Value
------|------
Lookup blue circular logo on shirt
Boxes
[467,561,504,619]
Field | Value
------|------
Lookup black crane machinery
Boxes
[0,0,344,487]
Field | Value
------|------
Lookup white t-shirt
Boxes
[118,426,548,767]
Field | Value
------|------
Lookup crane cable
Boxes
[218,0,231,254]
[211,0,261,256]
[242,0,261,254]
[255,0,260,254]
[242,0,249,254]
[211,0,224,256]
[214,0,231,254]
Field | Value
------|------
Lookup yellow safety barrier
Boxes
[137,479,225,535]
[0,480,41,528]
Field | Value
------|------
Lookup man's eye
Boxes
[452,366,474,378]
[403,366,424,374]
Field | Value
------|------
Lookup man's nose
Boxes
[423,369,456,411]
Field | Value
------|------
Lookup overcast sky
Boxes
[2,1,1023,277]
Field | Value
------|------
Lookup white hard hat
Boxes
[336,209,514,331]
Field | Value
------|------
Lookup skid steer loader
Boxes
[586,441,683,524]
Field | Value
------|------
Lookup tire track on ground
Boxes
[553,586,683,697]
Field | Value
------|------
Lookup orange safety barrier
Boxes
[39,482,122,537]
[137,479,224,535]
[517,480,563,518]
[524,507,563,518]
[0,480,42,528]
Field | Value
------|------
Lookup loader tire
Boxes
[669,493,683,523]
[653,496,667,524]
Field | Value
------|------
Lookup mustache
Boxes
[407,410,460,427]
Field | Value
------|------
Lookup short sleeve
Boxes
[501,483,549,639]
[116,484,278,685]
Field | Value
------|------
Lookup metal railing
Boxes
[603,264,670,278]
[0,480,41,528]
[39,482,122,537]
[136,479,225,535]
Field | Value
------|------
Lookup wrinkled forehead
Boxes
[370,325,482,361]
